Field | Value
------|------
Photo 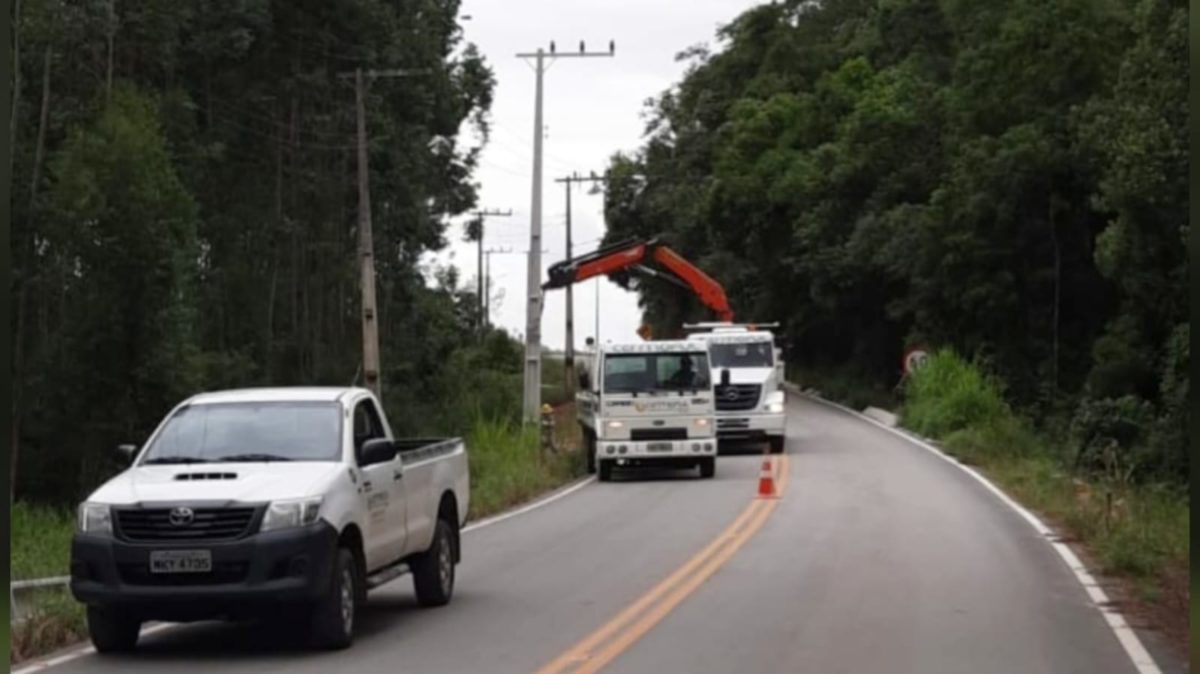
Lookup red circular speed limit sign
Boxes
[903,347,930,375]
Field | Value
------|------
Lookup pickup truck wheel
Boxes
[597,460,613,482]
[87,607,141,653]
[585,431,597,474]
[699,457,716,479]
[413,518,456,607]
[310,547,357,650]
[768,436,785,454]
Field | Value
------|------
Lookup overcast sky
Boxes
[427,0,762,349]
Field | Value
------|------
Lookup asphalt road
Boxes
[29,396,1178,674]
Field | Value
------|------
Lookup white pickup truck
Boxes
[685,324,788,453]
[70,387,469,653]
[576,340,719,480]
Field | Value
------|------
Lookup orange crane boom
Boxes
[543,238,734,322]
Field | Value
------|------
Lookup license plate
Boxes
[149,550,212,574]
[647,442,673,452]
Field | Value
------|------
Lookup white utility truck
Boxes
[70,387,469,653]
[576,340,719,480]
[684,323,788,453]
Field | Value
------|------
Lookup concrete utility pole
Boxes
[516,39,615,423]
[554,171,608,398]
[469,209,513,331]
[483,247,517,328]
[338,67,429,404]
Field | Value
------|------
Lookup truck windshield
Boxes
[139,402,342,464]
[708,341,774,368]
[603,352,711,393]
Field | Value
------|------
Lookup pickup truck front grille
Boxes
[630,428,688,441]
[715,384,762,411]
[115,507,258,543]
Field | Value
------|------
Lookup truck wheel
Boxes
[309,547,357,650]
[769,436,786,454]
[585,431,597,474]
[597,460,613,482]
[413,518,456,607]
[699,457,716,479]
[87,606,141,653]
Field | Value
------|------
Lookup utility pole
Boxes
[483,247,517,328]
[338,67,428,404]
[469,209,512,331]
[554,171,607,398]
[516,39,615,423]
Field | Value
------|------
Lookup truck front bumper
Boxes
[596,437,717,465]
[716,412,786,440]
[70,520,338,621]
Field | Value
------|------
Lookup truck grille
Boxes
[630,428,688,441]
[715,384,761,411]
[115,507,258,543]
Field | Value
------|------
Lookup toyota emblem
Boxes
[168,506,195,527]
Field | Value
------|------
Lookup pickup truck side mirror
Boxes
[361,438,398,466]
[720,368,731,387]
[117,443,138,462]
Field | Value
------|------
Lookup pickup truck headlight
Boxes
[77,502,113,535]
[261,497,323,532]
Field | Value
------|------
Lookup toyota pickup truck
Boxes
[577,340,719,480]
[70,387,469,652]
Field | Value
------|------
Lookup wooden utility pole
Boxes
[469,209,512,331]
[338,67,429,403]
[554,171,607,399]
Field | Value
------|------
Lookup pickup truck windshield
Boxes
[708,341,774,368]
[604,352,711,393]
[139,402,342,464]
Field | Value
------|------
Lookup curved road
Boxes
[26,397,1180,674]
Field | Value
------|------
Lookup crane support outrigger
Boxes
[542,238,734,323]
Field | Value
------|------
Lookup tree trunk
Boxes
[29,46,50,207]
[1050,202,1061,396]
[10,0,20,175]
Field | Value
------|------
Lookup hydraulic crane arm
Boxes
[543,238,734,322]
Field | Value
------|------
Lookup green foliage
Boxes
[464,418,583,520]
[902,350,1010,438]
[12,502,74,580]
[12,1,496,505]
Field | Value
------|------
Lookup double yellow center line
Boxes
[534,454,791,674]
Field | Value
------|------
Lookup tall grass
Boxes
[13,502,75,579]
[903,350,1189,607]
[465,416,583,520]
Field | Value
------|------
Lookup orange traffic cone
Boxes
[757,458,777,499]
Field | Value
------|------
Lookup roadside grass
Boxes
[11,590,86,664]
[465,415,584,520]
[901,350,1188,639]
[13,501,74,580]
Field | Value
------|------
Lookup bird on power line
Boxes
[550,41,556,54]
[579,40,585,53]
[609,40,615,54]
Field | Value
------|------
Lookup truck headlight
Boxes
[766,402,785,413]
[695,418,710,427]
[77,502,113,535]
[606,420,624,429]
[261,497,323,532]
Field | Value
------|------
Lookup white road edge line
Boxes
[13,475,597,674]
[792,385,1163,674]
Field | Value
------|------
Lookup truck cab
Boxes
[576,340,719,481]
[685,325,788,453]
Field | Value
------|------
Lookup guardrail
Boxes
[11,576,71,623]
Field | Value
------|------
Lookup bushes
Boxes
[12,502,75,580]
[902,350,1010,438]
[465,417,583,519]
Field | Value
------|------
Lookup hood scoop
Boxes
[174,472,238,481]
